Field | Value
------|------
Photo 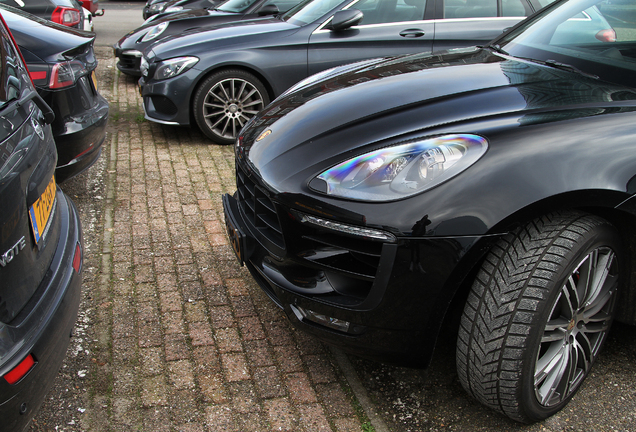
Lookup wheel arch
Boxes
[436,188,636,351]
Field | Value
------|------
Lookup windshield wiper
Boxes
[518,58,598,80]
[481,44,509,55]
[542,59,598,79]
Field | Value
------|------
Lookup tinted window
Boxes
[0,22,21,105]
[502,0,636,82]
[355,0,426,24]
[444,0,496,18]
[502,0,530,17]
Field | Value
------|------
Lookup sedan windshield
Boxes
[282,0,343,26]
[498,0,636,85]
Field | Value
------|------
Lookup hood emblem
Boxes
[256,129,272,142]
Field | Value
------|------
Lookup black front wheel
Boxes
[193,69,269,145]
[457,212,623,423]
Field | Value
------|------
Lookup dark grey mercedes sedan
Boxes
[139,0,555,144]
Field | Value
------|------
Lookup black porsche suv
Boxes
[0,13,83,432]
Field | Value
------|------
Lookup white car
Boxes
[82,6,93,31]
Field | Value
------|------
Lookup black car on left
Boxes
[0,11,83,432]
[2,4,108,182]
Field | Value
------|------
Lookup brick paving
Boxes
[84,47,369,431]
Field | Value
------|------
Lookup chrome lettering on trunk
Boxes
[0,236,26,267]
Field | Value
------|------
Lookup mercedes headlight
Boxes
[310,134,488,201]
[141,22,169,42]
[148,2,167,13]
[154,56,199,80]
[140,56,149,77]
[164,5,184,13]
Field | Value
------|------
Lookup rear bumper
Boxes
[0,191,82,432]
[53,93,108,183]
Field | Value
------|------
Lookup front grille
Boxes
[150,96,178,116]
[236,168,285,250]
[119,54,141,70]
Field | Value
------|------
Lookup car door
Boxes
[307,0,434,75]
[432,0,536,52]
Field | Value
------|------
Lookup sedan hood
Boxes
[240,47,636,192]
[118,10,245,49]
[147,17,294,61]
[128,7,224,34]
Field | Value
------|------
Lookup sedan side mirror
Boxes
[331,9,363,31]
[258,4,279,16]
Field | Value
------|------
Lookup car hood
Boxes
[118,9,241,48]
[240,47,636,192]
[146,17,294,60]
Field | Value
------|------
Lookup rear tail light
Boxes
[49,61,87,89]
[29,71,47,81]
[596,29,617,43]
[51,7,81,27]
[4,354,36,385]
[72,242,82,273]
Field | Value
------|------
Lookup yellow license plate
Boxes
[91,71,98,91]
[29,176,56,245]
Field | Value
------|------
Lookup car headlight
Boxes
[164,5,183,13]
[141,22,169,42]
[140,56,149,77]
[149,2,167,13]
[153,56,199,80]
[310,134,488,201]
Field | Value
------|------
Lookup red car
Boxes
[81,0,102,16]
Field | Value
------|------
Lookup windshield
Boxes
[282,0,344,26]
[497,0,636,83]
[217,0,263,12]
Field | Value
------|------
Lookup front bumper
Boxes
[222,171,490,366]
[0,191,82,432]
[114,45,143,77]
[139,68,199,126]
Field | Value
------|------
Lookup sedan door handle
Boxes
[400,29,425,38]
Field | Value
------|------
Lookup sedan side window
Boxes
[358,0,426,25]
[502,0,532,17]
[444,0,496,18]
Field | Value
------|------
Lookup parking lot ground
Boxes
[78,47,375,432]
[30,46,636,432]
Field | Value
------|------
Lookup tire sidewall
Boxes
[518,221,622,422]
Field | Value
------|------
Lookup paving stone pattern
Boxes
[86,48,367,432]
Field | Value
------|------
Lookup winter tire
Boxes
[457,212,622,423]
[193,69,269,144]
